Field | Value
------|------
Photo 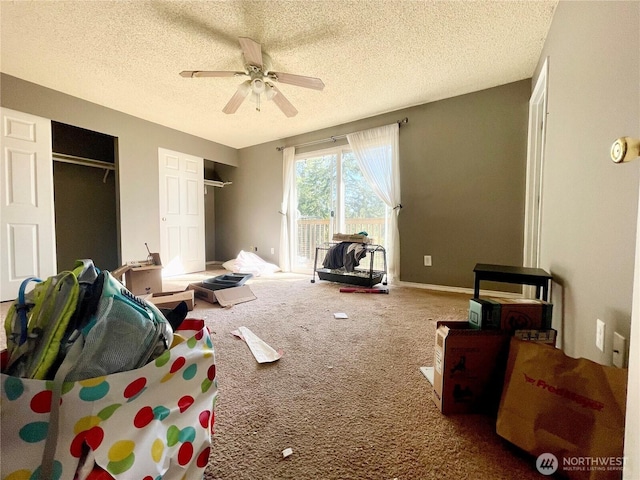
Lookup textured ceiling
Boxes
[1,0,557,149]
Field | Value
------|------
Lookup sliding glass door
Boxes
[293,147,386,273]
[294,151,336,272]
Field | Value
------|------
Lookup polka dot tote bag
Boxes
[1,319,217,480]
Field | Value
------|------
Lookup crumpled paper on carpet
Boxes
[231,326,283,363]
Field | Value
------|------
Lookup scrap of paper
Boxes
[282,447,293,458]
[231,326,283,363]
[333,312,348,319]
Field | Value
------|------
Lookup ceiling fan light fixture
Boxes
[182,36,323,116]
[265,83,277,101]
[251,78,265,95]
[237,80,252,96]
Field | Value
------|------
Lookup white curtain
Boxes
[347,123,401,280]
[278,147,296,271]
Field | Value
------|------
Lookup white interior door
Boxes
[0,108,56,301]
[158,148,204,276]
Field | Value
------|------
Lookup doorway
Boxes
[52,121,119,271]
[524,58,548,271]
[0,111,119,301]
[523,58,549,297]
[158,147,205,276]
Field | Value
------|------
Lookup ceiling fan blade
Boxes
[222,85,250,114]
[270,72,325,91]
[180,70,245,78]
[238,37,263,68]
[271,86,298,117]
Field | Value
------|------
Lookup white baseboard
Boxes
[397,280,523,298]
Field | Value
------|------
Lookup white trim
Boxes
[523,57,549,274]
[623,161,640,479]
[397,281,523,298]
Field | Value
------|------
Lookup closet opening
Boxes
[51,121,119,271]
[204,161,232,266]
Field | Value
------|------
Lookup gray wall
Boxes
[215,80,531,291]
[535,1,639,362]
[1,74,238,264]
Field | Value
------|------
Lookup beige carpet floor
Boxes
[0,270,542,479]
[171,271,542,480]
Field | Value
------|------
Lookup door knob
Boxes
[610,137,640,163]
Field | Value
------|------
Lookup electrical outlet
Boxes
[613,332,626,368]
[271,247,275,254]
[424,255,432,267]
[596,319,605,352]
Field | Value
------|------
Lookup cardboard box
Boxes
[214,285,256,307]
[468,298,501,329]
[143,290,194,311]
[125,264,163,295]
[468,297,552,331]
[187,282,257,307]
[110,264,131,280]
[188,282,217,304]
[332,233,373,244]
[513,328,557,345]
[432,321,510,414]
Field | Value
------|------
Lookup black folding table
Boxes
[473,263,552,300]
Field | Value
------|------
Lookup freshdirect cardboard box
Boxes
[468,297,552,331]
[432,321,510,415]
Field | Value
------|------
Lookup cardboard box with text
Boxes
[432,321,510,414]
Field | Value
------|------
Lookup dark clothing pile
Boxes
[322,242,368,272]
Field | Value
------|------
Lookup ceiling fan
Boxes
[180,37,325,117]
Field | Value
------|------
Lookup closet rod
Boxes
[275,117,408,152]
[53,153,115,171]
[204,179,233,188]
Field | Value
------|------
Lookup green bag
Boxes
[3,261,95,379]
